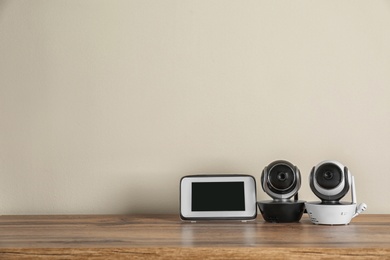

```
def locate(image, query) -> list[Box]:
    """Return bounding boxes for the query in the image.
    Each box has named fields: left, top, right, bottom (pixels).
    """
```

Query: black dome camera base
left=257, top=200, right=305, bottom=223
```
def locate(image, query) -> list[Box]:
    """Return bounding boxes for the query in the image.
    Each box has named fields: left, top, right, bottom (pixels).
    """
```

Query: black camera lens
left=278, top=172, right=287, bottom=181
left=324, top=171, right=333, bottom=180
left=269, top=164, right=295, bottom=191
left=315, top=163, right=342, bottom=189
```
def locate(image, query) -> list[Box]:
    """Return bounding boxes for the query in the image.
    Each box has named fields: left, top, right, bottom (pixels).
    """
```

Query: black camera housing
left=258, top=160, right=305, bottom=223
left=261, top=160, right=301, bottom=200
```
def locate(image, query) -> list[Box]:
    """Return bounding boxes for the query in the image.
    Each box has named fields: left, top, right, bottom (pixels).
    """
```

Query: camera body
left=258, top=160, right=305, bottom=223
left=309, top=160, right=351, bottom=204
left=261, top=160, right=301, bottom=201
left=305, top=160, right=367, bottom=225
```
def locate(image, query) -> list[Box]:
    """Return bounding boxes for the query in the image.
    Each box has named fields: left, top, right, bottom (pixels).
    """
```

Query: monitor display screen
left=191, top=182, right=245, bottom=211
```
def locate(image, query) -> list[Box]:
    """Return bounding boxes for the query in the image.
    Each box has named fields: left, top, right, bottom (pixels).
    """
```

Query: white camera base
left=305, top=202, right=357, bottom=225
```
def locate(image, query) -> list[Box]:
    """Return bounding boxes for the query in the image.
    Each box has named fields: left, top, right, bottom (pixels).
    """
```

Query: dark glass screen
left=191, top=182, right=245, bottom=211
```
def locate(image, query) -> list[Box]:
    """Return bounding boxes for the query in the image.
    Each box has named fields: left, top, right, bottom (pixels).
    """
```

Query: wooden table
left=0, top=214, right=389, bottom=259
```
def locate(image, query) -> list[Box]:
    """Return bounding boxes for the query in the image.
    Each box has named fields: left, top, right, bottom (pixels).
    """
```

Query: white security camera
left=305, top=160, right=367, bottom=225
left=258, top=160, right=305, bottom=223
left=309, top=160, right=351, bottom=203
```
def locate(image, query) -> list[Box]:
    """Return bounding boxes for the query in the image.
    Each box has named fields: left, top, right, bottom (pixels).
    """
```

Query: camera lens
left=278, top=172, right=287, bottom=181
left=315, top=163, right=342, bottom=189
left=269, top=164, right=295, bottom=191
left=324, top=171, right=333, bottom=180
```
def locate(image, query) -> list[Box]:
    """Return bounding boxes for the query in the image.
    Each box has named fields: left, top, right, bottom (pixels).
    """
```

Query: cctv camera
left=258, top=160, right=305, bottom=223
left=309, top=160, right=351, bottom=204
left=305, top=160, right=367, bottom=225
left=261, top=160, right=301, bottom=201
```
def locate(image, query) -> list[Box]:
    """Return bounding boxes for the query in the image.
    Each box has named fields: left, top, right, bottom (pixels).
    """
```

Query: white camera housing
left=305, top=160, right=367, bottom=225
left=309, top=160, right=351, bottom=203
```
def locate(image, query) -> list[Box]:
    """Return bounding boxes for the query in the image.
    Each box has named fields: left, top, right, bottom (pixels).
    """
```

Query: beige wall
left=1, top=0, right=390, bottom=214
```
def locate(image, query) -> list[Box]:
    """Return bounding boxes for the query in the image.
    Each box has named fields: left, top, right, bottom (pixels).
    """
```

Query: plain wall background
left=1, top=0, right=390, bottom=214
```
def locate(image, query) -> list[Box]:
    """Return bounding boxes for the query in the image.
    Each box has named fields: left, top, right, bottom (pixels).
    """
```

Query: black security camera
left=258, top=160, right=305, bottom=223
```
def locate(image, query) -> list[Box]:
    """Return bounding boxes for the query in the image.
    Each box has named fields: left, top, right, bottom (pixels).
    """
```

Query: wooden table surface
left=0, top=214, right=389, bottom=259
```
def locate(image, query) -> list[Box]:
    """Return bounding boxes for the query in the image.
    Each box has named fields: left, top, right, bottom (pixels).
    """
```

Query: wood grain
left=0, top=214, right=389, bottom=259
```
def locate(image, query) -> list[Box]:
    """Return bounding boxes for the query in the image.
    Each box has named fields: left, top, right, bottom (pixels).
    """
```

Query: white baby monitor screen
left=191, top=182, right=245, bottom=211
left=180, top=175, right=257, bottom=220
